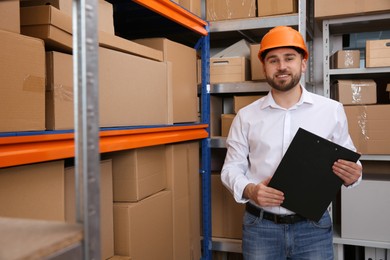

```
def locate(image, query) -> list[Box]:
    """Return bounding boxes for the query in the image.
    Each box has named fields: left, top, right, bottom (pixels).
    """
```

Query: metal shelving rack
left=322, top=13, right=390, bottom=259
left=207, top=0, right=315, bottom=254
left=0, top=0, right=211, bottom=259
left=322, top=12, right=390, bottom=164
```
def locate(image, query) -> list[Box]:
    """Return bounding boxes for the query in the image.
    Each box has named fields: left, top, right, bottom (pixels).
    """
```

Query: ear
left=301, top=58, right=307, bottom=73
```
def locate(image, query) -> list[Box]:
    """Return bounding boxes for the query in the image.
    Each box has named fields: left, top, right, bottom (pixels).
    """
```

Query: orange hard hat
left=258, top=26, right=308, bottom=62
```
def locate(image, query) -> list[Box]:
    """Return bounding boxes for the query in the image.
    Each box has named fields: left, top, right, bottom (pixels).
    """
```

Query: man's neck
left=271, top=85, right=302, bottom=109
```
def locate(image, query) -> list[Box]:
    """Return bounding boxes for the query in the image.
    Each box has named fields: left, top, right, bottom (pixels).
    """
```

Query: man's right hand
left=244, top=177, right=285, bottom=207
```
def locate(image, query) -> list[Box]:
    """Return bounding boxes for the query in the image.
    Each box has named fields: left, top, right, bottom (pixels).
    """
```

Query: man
left=221, top=26, right=362, bottom=260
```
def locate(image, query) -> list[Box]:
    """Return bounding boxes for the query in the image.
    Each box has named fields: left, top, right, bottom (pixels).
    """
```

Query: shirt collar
left=260, top=85, right=314, bottom=110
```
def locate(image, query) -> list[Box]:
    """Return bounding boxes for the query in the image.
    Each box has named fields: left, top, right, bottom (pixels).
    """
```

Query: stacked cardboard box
left=344, top=104, right=390, bottom=154
left=206, top=0, right=297, bottom=21
left=105, top=142, right=201, bottom=260
left=315, top=0, right=390, bottom=19
left=211, top=173, right=245, bottom=239
left=333, top=80, right=377, bottom=105
left=0, top=160, right=115, bottom=259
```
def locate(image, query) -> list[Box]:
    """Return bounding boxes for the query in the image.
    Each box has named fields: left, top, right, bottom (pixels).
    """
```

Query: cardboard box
left=206, top=0, right=256, bottom=21
left=166, top=142, right=201, bottom=260
left=134, top=38, right=198, bottom=123
left=0, top=160, right=65, bottom=220
left=45, top=47, right=168, bottom=129
left=366, top=39, right=390, bottom=68
left=210, top=57, right=250, bottom=83
left=234, top=95, right=264, bottom=113
left=45, top=51, right=73, bottom=130
left=21, top=5, right=73, bottom=53
left=0, top=159, right=114, bottom=259
left=106, top=145, right=167, bottom=202
left=65, top=160, right=114, bottom=260
left=113, top=191, right=173, bottom=259
left=333, top=80, right=377, bottom=105
left=211, top=173, right=245, bottom=239
left=0, top=29, right=45, bottom=133
left=0, top=0, right=20, bottom=33
left=175, top=0, right=202, bottom=17
left=250, top=44, right=266, bottom=81
left=20, top=0, right=114, bottom=34
left=330, top=50, right=361, bottom=69
left=341, top=179, right=390, bottom=243
left=20, top=5, right=164, bottom=61
left=20, top=0, right=72, bottom=16
left=99, top=47, right=170, bottom=127
left=344, top=104, right=390, bottom=154
left=210, top=96, right=223, bottom=136
left=257, top=0, right=297, bottom=17
left=221, top=114, right=235, bottom=137
left=315, top=0, right=390, bottom=19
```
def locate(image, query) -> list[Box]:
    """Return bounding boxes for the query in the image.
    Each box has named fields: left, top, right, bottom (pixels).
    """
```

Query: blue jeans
left=242, top=210, right=334, bottom=260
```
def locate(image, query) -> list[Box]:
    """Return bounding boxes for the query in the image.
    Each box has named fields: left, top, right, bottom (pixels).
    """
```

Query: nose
left=277, top=60, right=287, bottom=70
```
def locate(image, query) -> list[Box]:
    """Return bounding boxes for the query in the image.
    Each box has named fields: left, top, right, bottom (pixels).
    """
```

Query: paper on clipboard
left=268, top=128, right=361, bottom=222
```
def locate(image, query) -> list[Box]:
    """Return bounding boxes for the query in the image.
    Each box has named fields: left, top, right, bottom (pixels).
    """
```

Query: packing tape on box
left=23, top=75, right=45, bottom=92
left=343, top=51, right=357, bottom=68
left=54, top=84, right=73, bottom=102
left=350, top=80, right=375, bottom=104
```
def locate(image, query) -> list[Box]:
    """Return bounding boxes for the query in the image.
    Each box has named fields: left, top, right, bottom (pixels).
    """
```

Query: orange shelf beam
left=132, top=0, right=208, bottom=36
left=0, top=124, right=208, bottom=168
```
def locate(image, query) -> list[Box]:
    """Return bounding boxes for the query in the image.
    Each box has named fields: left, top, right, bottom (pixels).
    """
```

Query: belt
left=246, top=203, right=306, bottom=224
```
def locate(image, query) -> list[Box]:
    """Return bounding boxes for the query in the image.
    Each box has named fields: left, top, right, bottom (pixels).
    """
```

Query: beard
left=266, top=70, right=302, bottom=92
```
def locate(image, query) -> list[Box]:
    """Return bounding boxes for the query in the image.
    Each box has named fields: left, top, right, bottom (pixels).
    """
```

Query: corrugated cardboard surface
left=0, top=0, right=20, bottom=33
left=234, top=95, right=264, bottom=113
left=0, top=160, right=65, bottom=220
left=45, top=47, right=167, bottom=130
left=250, top=44, right=266, bottom=81
left=210, top=57, right=250, bottom=83
left=257, top=0, right=297, bottom=17
left=113, top=191, right=173, bottom=259
left=333, top=79, right=377, bottom=105
left=315, top=0, right=390, bottom=19
left=211, top=173, right=245, bottom=239
left=20, top=5, right=164, bottom=61
left=45, top=51, right=74, bottom=130
left=206, top=0, right=256, bottom=21
left=20, top=0, right=114, bottom=33
left=366, top=39, right=390, bottom=68
left=166, top=142, right=201, bottom=260
left=0, top=29, right=45, bottom=132
left=221, top=114, right=235, bottom=137
left=134, top=38, right=198, bottom=123
left=330, top=50, right=360, bottom=69
left=99, top=47, right=169, bottom=127
left=107, top=145, right=167, bottom=202
left=65, top=160, right=114, bottom=260
left=344, top=104, right=390, bottom=154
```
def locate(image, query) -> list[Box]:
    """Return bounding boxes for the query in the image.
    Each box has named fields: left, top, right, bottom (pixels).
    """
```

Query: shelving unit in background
left=0, top=0, right=211, bottom=259
left=322, top=13, right=390, bottom=259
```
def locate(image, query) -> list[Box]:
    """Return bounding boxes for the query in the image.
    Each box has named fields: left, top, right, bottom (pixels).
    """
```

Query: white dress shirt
left=221, top=86, right=360, bottom=215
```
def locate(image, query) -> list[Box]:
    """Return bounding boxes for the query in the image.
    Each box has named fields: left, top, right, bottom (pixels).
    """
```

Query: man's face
left=263, top=47, right=307, bottom=92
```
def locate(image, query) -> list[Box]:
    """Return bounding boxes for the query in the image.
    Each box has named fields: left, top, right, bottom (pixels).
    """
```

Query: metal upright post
left=72, top=1, right=101, bottom=259
left=200, top=25, right=212, bottom=260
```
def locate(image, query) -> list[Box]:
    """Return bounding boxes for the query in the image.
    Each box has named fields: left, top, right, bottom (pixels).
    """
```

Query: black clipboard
left=268, top=128, right=361, bottom=222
